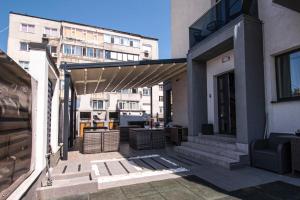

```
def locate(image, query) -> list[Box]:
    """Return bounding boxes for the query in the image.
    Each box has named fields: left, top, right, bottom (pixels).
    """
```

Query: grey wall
left=234, top=16, right=265, bottom=144
left=187, top=56, right=207, bottom=136
left=187, top=15, right=265, bottom=144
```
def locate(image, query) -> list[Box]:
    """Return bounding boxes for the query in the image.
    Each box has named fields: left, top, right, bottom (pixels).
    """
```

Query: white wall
left=259, top=0, right=300, bottom=134
left=206, top=50, right=234, bottom=132
left=171, top=0, right=211, bottom=58
left=171, top=72, right=188, bottom=127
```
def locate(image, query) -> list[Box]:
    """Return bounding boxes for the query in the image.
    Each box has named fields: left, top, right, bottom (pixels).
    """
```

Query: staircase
left=174, top=135, right=249, bottom=169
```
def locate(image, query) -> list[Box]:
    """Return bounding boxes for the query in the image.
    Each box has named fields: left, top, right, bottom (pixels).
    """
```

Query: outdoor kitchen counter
left=129, top=128, right=165, bottom=150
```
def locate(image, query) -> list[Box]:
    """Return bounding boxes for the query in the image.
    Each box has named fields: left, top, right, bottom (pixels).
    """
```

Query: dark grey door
left=217, top=71, right=236, bottom=135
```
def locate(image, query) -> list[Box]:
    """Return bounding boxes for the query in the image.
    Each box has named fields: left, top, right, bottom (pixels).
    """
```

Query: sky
left=0, top=0, right=171, bottom=59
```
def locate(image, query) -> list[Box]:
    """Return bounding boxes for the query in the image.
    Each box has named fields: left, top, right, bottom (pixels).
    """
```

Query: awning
left=62, top=58, right=187, bottom=95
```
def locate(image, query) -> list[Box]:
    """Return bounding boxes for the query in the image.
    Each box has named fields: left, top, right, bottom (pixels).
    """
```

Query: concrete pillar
left=234, top=17, right=265, bottom=146
left=187, top=55, right=207, bottom=136
left=62, top=71, right=70, bottom=160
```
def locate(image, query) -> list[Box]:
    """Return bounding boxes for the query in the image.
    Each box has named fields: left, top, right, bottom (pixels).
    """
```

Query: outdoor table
left=129, top=128, right=165, bottom=150
left=119, top=125, right=141, bottom=142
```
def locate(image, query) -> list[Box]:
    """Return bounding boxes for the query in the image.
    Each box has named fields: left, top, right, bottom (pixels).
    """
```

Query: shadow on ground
left=53, top=175, right=300, bottom=200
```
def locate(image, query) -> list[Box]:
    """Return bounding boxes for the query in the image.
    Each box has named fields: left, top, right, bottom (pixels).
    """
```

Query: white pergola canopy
left=63, top=58, right=187, bottom=95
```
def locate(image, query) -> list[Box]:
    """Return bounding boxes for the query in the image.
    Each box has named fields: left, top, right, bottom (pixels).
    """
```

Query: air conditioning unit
left=51, top=53, right=58, bottom=57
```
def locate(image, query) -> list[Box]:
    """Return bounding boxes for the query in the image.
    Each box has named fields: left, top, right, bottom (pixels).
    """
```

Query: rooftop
left=9, top=11, right=159, bottom=41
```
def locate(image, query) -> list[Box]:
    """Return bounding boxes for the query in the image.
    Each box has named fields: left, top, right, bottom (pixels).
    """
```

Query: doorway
left=217, top=71, right=236, bottom=135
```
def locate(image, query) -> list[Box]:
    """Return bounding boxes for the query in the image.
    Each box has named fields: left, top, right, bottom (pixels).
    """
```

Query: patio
left=37, top=141, right=300, bottom=200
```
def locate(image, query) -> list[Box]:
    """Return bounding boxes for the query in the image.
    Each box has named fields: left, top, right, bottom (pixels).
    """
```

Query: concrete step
left=37, top=173, right=97, bottom=200
left=174, top=145, right=247, bottom=170
left=181, top=142, right=249, bottom=163
left=188, top=136, right=239, bottom=151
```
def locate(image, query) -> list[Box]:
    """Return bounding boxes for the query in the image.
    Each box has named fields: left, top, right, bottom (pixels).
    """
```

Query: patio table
left=129, top=128, right=165, bottom=150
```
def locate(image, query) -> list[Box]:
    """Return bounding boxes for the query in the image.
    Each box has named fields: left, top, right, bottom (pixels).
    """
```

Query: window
left=159, top=96, right=164, bottom=102
left=87, top=48, right=94, bottom=57
left=118, top=101, right=139, bottom=110
left=134, top=55, right=139, bottom=61
left=63, top=44, right=72, bottom=55
left=20, top=42, right=29, bottom=51
left=20, top=23, right=35, bottom=33
left=143, top=88, right=150, bottom=96
left=75, top=46, right=82, bottom=56
left=44, top=27, right=58, bottom=36
left=159, top=106, right=163, bottom=113
left=105, top=51, right=111, bottom=59
left=19, top=60, right=30, bottom=70
left=276, top=49, right=300, bottom=100
left=111, top=52, right=117, bottom=60
left=92, top=100, right=104, bottom=110
left=0, top=64, right=33, bottom=196
left=48, top=46, right=57, bottom=54
left=104, top=34, right=111, bottom=43
left=80, top=112, right=91, bottom=119
left=117, top=53, right=123, bottom=61
left=128, top=54, right=134, bottom=61
left=159, top=85, right=163, bottom=91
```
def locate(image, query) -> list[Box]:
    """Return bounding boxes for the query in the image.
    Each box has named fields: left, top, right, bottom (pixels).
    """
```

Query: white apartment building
left=7, top=12, right=164, bottom=134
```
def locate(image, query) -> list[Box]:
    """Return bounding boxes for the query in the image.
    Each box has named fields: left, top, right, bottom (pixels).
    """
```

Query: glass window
left=44, top=27, right=51, bottom=35
left=134, top=55, right=139, bottom=61
left=19, top=60, right=30, bottom=70
left=123, top=54, right=128, bottom=61
left=159, top=85, right=163, bottom=91
left=75, top=46, right=82, bottom=56
left=128, top=54, right=134, bottom=61
left=105, top=51, right=111, bottom=59
left=92, top=100, right=104, bottom=110
left=20, top=42, right=29, bottom=51
left=95, top=49, right=102, bottom=58
left=87, top=48, right=94, bottom=57
left=114, top=37, right=120, bottom=45
left=63, top=44, right=72, bottom=55
left=104, top=34, right=111, bottom=43
left=276, top=50, right=300, bottom=100
left=129, top=40, right=134, bottom=47
left=111, top=52, right=117, bottom=60
left=20, top=23, right=35, bottom=33
left=159, top=96, right=163, bottom=102
left=51, top=28, right=58, bottom=36
left=143, top=88, right=150, bottom=96
left=123, top=38, right=130, bottom=46
left=117, top=53, right=123, bottom=61
left=133, top=40, right=140, bottom=48
left=20, top=24, right=27, bottom=32
left=0, top=64, right=33, bottom=196
left=159, top=106, right=163, bottom=113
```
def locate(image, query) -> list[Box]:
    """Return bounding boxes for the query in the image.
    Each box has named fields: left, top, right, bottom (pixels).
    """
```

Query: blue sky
left=0, top=0, right=171, bottom=59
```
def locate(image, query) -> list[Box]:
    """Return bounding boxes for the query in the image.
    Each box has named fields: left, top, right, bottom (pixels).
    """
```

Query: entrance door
left=217, top=71, right=236, bottom=135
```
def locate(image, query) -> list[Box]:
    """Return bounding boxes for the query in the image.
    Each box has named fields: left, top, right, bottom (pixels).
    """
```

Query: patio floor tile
left=121, top=183, right=158, bottom=199
left=89, top=187, right=124, bottom=200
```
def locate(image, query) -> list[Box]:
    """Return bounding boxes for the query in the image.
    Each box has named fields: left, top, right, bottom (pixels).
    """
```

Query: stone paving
left=47, top=140, right=300, bottom=199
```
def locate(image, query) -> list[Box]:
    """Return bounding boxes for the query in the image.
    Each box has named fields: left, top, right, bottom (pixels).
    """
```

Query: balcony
left=189, top=0, right=258, bottom=48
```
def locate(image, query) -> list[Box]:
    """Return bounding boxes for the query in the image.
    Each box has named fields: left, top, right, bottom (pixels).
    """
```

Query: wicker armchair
left=251, top=133, right=293, bottom=174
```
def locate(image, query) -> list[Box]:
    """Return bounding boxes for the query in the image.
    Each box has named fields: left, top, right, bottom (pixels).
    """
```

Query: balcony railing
left=189, top=0, right=258, bottom=48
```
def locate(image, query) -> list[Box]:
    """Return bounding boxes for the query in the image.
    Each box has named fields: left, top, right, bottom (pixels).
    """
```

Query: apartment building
left=7, top=12, right=163, bottom=134
left=171, top=0, right=300, bottom=169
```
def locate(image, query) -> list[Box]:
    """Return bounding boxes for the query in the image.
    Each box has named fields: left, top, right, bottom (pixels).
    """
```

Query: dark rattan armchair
left=251, top=133, right=293, bottom=174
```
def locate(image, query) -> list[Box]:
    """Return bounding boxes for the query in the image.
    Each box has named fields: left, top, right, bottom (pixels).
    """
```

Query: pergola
left=61, top=58, right=187, bottom=160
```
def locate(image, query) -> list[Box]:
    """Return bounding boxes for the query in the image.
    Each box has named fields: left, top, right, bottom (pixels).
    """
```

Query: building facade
left=7, top=12, right=163, bottom=134
left=171, top=0, right=300, bottom=168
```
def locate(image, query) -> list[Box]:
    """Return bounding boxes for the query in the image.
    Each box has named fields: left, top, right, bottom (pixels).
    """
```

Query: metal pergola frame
left=61, top=58, right=186, bottom=160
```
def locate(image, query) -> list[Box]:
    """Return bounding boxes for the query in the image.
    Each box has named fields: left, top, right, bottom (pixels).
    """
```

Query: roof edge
left=9, top=11, right=159, bottom=41
left=61, top=58, right=187, bottom=70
